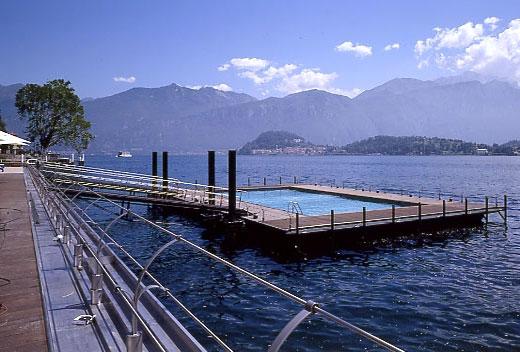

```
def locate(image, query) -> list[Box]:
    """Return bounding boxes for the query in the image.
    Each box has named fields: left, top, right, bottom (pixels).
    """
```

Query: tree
left=15, top=79, right=92, bottom=152
left=64, top=115, right=94, bottom=155
left=0, top=109, right=5, bottom=132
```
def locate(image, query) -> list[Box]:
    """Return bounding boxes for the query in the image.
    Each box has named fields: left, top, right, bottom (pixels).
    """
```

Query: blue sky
left=1, top=0, right=518, bottom=98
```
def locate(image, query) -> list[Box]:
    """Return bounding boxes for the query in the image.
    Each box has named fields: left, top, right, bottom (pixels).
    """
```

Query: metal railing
left=30, top=165, right=405, bottom=352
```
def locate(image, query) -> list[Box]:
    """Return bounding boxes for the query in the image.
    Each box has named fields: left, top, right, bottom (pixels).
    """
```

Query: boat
left=116, top=151, right=132, bottom=158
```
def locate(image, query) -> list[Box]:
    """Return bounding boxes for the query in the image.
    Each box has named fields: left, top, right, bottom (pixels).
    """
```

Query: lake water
left=83, top=154, right=520, bottom=351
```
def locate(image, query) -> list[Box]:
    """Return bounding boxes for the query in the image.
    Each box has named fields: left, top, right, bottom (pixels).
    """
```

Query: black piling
left=152, top=152, right=158, bottom=192
left=162, top=151, right=168, bottom=193
left=504, top=194, right=508, bottom=223
left=208, top=151, right=215, bottom=205
left=228, top=150, right=236, bottom=217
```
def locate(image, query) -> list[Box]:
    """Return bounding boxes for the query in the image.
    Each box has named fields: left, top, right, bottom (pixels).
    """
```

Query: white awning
left=0, top=131, right=31, bottom=146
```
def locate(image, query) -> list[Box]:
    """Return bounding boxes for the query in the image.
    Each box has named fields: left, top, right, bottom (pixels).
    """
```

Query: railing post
left=90, top=273, right=103, bottom=305
left=391, top=205, right=395, bottom=223
left=465, top=198, right=468, bottom=215
left=63, top=225, right=71, bottom=245
left=125, top=332, right=143, bottom=352
left=362, top=207, right=366, bottom=227
left=74, top=244, right=83, bottom=269
left=330, top=210, right=334, bottom=231
left=442, top=200, right=446, bottom=217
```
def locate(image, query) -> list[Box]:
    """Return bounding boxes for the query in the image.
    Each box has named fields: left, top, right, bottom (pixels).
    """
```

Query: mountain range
left=1, top=72, right=519, bottom=153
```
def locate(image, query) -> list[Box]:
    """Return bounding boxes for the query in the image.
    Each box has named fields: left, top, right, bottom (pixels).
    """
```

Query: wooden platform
left=240, top=184, right=502, bottom=235
left=0, top=172, right=48, bottom=352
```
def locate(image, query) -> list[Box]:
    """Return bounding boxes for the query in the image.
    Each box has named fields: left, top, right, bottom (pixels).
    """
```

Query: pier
left=38, top=152, right=507, bottom=244
left=1, top=162, right=418, bottom=352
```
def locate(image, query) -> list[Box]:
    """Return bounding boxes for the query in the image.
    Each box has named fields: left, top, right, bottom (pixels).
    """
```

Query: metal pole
left=263, top=177, right=267, bottom=186
left=330, top=210, right=334, bottom=231
left=228, top=150, right=236, bottom=216
left=279, top=176, right=282, bottom=185
left=442, top=200, right=446, bottom=217
left=162, top=151, right=168, bottom=193
left=247, top=177, right=251, bottom=186
left=293, top=176, right=297, bottom=184
left=391, top=205, right=395, bottom=223
left=485, top=196, right=489, bottom=224
left=296, top=213, right=299, bottom=234
left=504, top=194, right=508, bottom=223
left=152, top=152, right=158, bottom=192
left=208, top=151, right=215, bottom=205
left=418, top=203, right=422, bottom=221
left=465, top=198, right=468, bottom=214
left=362, top=207, right=366, bottom=227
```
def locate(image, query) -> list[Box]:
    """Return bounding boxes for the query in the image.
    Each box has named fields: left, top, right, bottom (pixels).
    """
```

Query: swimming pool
left=241, top=188, right=398, bottom=215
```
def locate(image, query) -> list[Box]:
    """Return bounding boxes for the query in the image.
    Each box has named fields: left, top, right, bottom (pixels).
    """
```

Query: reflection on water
left=83, top=155, right=520, bottom=351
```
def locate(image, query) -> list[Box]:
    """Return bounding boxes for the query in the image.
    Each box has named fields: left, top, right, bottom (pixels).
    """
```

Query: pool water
left=241, top=188, right=397, bottom=215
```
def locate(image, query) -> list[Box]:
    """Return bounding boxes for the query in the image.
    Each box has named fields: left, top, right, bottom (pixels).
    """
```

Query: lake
left=82, top=154, right=520, bottom=351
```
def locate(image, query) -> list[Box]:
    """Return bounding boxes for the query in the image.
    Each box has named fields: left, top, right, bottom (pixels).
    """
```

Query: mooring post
left=362, top=207, right=366, bottom=227
left=208, top=150, right=215, bottom=205
left=504, top=194, right=508, bottom=223
left=162, top=151, right=169, bottom=194
left=296, top=213, right=299, bottom=234
left=418, top=203, right=422, bottom=221
left=443, top=200, right=446, bottom=217
left=465, top=198, right=468, bottom=214
left=228, top=150, right=236, bottom=217
left=330, top=210, right=334, bottom=231
left=485, top=196, right=489, bottom=224
left=151, top=152, right=158, bottom=193
left=392, top=205, right=395, bottom=223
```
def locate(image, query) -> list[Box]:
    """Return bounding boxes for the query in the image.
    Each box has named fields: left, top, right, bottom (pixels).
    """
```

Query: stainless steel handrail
left=35, top=167, right=405, bottom=352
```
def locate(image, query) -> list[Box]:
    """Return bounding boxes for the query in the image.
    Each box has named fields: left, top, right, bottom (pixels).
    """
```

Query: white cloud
left=335, top=41, right=373, bottom=57
left=277, top=68, right=338, bottom=94
left=188, top=83, right=233, bottom=92
left=484, top=16, right=500, bottom=30
left=415, top=18, right=520, bottom=84
left=113, top=76, right=136, bottom=83
left=223, top=57, right=359, bottom=97
left=229, top=57, right=269, bottom=71
left=384, top=43, right=400, bottom=51
left=456, top=19, right=520, bottom=82
left=326, top=87, right=364, bottom=98
left=415, top=21, right=484, bottom=55
left=217, top=64, right=230, bottom=71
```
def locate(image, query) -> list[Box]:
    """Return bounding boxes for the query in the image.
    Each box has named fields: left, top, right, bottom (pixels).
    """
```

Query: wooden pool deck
left=238, top=184, right=503, bottom=236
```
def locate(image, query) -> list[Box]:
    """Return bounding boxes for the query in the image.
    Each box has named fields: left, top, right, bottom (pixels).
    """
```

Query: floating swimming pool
left=241, top=188, right=398, bottom=215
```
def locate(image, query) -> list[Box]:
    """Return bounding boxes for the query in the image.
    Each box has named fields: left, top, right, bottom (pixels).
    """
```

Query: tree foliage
left=15, top=79, right=93, bottom=152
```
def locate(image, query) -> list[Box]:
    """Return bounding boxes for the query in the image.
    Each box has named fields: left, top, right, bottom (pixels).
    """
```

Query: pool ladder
left=287, top=201, right=303, bottom=215
left=287, top=201, right=303, bottom=231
